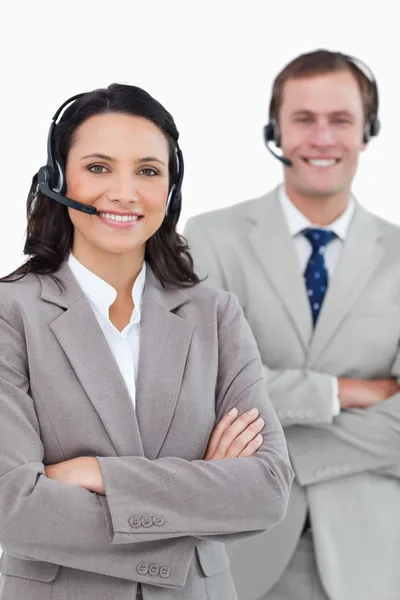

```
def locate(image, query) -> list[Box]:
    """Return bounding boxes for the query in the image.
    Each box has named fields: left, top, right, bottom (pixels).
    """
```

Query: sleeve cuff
left=332, top=377, right=341, bottom=416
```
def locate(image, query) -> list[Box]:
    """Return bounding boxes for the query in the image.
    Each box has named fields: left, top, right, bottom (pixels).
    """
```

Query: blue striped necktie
left=302, top=228, right=337, bottom=325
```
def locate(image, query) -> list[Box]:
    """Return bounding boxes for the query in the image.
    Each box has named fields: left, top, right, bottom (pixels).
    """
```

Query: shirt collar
left=67, top=253, right=146, bottom=325
left=278, top=183, right=355, bottom=241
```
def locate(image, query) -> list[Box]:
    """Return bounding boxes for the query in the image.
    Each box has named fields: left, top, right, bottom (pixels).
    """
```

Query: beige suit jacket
left=0, top=262, right=293, bottom=600
left=184, top=187, right=400, bottom=600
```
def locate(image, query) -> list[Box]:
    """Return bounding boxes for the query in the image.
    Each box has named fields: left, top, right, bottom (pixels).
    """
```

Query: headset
left=263, top=53, right=381, bottom=167
left=37, top=92, right=184, bottom=218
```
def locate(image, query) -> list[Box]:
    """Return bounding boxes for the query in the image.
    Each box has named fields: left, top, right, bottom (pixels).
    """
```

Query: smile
left=303, top=158, right=340, bottom=168
left=97, top=212, right=143, bottom=229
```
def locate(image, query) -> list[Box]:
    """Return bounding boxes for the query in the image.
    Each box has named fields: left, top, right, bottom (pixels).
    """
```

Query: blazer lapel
left=247, top=189, right=313, bottom=351
left=41, top=263, right=144, bottom=457
left=308, top=204, right=385, bottom=365
left=135, top=270, right=194, bottom=459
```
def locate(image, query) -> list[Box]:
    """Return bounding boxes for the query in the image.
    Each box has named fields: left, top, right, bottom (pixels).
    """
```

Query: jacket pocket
left=195, top=540, right=230, bottom=576
left=0, top=553, right=59, bottom=582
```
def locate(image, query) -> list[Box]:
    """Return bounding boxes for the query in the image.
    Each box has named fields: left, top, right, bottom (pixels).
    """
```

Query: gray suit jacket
left=184, top=187, right=400, bottom=600
left=0, top=262, right=293, bottom=600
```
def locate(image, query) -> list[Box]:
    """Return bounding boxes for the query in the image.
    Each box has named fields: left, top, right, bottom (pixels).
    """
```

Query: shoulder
left=183, top=189, right=277, bottom=237
left=179, top=280, right=241, bottom=324
left=178, top=282, right=258, bottom=357
left=0, top=272, right=42, bottom=329
left=374, top=213, right=400, bottom=244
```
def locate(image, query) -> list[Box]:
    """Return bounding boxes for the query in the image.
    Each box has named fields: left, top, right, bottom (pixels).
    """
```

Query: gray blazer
left=184, top=187, right=400, bottom=600
left=0, top=261, right=293, bottom=600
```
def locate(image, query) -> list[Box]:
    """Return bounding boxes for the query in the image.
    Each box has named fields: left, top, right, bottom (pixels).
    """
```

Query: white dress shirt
left=68, top=253, right=146, bottom=408
left=278, top=185, right=356, bottom=416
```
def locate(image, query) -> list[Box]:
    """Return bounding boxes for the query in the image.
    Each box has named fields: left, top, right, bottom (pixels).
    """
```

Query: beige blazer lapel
left=308, top=204, right=385, bottom=365
left=41, top=262, right=144, bottom=457
left=135, top=269, right=194, bottom=460
left=247, top=189, right=313, bottom=352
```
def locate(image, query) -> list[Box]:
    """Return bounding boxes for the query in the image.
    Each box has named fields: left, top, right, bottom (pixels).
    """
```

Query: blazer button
left=153, top=515, right=165, bottom=527
left=129, top=516, right=142, bottom=528
left=137, top=563, right=149, bottom=575
left=141, top=516, right=153, bottom=528
left=160, top=566, right=171, bottom=578
left=149, top=564, right=160, bottom=576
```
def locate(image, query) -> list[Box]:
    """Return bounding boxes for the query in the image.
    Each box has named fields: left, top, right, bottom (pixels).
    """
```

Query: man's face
left=278, top=70, right=367, bottom=199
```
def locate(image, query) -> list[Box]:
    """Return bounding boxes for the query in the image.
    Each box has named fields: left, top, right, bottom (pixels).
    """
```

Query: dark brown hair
left=269, top=49, right=376, bottom=125
left=1, top=83, right=200, bottom=288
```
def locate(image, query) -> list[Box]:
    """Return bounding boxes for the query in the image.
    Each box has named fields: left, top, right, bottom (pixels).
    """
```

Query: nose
left=309, top=119, right=335, bottom=148
left=108, top=173, right=139, bottom=205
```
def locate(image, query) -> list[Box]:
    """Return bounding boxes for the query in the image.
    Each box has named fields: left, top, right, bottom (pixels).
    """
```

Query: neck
left=284, top=183, right=350, bottom=226
left=71, top=237, right=144, bottom=297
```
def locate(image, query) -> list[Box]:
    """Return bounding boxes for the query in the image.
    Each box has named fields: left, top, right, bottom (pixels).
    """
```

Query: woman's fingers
left=238, top=433, right=264, bottom=458
left=207, top=408, right=261, bottom=460
left=203, top=407, right=239, bottom=460
left=225, top=418, right=264, bottom=458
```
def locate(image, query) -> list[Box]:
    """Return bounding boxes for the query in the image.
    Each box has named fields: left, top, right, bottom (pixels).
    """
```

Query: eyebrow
left=81, top=153, right=166, bottom=166
left=291, top=109, right=354, bottom=118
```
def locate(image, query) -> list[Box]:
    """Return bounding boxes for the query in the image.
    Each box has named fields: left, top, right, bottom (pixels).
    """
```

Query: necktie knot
left=302, top=228, right=336, bottom=253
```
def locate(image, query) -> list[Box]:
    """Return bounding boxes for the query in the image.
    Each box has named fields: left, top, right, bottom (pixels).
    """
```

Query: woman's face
left=65, top=112, right=170, bottom=260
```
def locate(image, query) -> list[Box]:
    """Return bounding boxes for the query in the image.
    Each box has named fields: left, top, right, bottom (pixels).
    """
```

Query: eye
left=87, top=164, right=109, bottom=174
left=138, top=167, right=159, bottom=176
left=295, top=117, right=313, bottom=123
left=334, top=118, right=351, bottom=124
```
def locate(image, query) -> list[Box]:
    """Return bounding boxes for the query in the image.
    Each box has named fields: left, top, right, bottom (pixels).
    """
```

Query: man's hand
left=204, top=407, right=264, bottom=460
left=338, top=378, right=400, bottom=409
left=45, top=456, right=105, bottom=495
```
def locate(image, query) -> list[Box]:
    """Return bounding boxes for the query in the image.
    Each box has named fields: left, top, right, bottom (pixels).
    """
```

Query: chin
left=297, top=180, right=343, bottom=198
left=309, top=187, right=339, bottom=199
left=92, top=239, right=144, bottom=256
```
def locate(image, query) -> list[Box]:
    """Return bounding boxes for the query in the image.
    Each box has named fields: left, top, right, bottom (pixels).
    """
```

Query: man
left=183, top=49, right=400, bottom=600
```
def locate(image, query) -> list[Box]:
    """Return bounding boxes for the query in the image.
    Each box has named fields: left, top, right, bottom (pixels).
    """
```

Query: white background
left=0, top=0, right=397, bottom=278
left=0, top=0, right=398, bottom=567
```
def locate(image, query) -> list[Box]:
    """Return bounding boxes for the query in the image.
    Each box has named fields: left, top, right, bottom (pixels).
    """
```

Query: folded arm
left=0, top=304, right=195, bottom=588
left=98, top=292, right=294, bottom=545
left=288, top=354, right=400, bottom=486
left=287, top=392, right=400, bottom=486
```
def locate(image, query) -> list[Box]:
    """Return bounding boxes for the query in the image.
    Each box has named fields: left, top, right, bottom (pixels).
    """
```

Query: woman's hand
left=204, top=407, right=264, bottom=460
left=45, top=456, right=105, bottom=495
left=45, top=409, right=263, bottom=489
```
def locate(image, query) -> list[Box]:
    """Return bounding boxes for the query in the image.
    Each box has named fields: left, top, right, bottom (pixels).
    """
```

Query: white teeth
left=99, top=212, right=139, bottom=222
left=307, top=159, right=336, bottom=167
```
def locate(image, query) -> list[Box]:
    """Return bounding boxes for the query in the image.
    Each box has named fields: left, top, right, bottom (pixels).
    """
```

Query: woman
left=0, top=83, right=293, bottom=600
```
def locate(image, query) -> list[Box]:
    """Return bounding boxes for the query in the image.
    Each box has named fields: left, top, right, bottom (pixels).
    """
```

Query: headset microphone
left=37, top=169, right=98, bottom=215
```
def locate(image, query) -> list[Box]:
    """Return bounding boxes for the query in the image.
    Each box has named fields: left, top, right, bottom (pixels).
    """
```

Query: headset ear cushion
left=264, top=119, right=281, bottom=148
left=54, top=160, right=65, bottom=194
left=363, top=118, right=381, bottom=143
left=37, top=166, right=52, bottom=187
left=264, top=122, right=274, bottom=143
left=165, top=184, right=175, bottom=215
left=363, top=122, right=371, bottom=144
left=369, top=117, right=381, bottom=138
